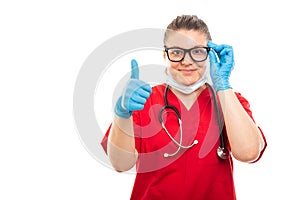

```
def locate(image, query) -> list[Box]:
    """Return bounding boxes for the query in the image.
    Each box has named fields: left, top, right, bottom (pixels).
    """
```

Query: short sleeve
left=235, top=92, right=267, bottom=163
left=100, top=124, right=112, bottom=155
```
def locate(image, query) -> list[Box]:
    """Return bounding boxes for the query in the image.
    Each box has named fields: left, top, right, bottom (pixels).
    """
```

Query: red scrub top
left=101, top=84, right=267, bottom=200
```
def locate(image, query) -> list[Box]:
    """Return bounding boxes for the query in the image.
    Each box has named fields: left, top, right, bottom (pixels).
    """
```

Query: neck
left=170, top=84, right=206, bottom=110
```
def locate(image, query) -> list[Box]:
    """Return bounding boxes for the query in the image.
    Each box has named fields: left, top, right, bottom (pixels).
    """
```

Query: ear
left=165, top=67, right=168, bottom=75
left=163, top=51, right=166, bottom=60
left=163, top=51, right=170, bottom=67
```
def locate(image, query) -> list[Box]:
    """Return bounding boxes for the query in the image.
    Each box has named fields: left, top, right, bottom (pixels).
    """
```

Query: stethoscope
left=158, top=83, right=229, bottom=159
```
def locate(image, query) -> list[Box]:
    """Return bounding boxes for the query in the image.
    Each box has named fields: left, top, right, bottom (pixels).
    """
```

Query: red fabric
left=101, top=84, right=266, bottom=200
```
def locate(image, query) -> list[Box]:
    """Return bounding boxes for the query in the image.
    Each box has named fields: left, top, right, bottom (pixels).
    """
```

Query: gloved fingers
left=137, top=87, right=152, bottom=98
left=125, top=91, right=150, bottom=111
left=115, top=59, right=152, bottom=117
left=132, top=95, right=147, bottom=105
left=208, top=50, right=219, bottom=65
left=209, top=44, right=234, bottom=66
left=128, top=101, right=145, bottom=111
left=129, top=79, right=151, bottom=90
left=208, top=41, right=232, bottom=56
left=123, top=82, right=152, bottom=109
left=207, top=41, right=218, bottom=49
left=219, top=47, right=229, bottom=56
left=214, top=44, right=231, bottom=53
left=124, top=85, right=150, bottom=99
left=219, top=46, right=233, bottom=57
left=135, top=79, right=152, bottom=93
left=207, top=41, right=225, bottom=54
left=140, top=82, right=152, bottom=94
left=127, top=80, right=152, bottom=97
left=219, top=48, right=234, bottom=66
left=122, top=94, right=144, bottom=111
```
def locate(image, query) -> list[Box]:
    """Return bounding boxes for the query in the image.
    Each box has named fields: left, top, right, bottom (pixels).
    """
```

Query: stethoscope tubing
left=159, top=83, right=229, bottom=159
left=205, top=83, right=225, bottom=149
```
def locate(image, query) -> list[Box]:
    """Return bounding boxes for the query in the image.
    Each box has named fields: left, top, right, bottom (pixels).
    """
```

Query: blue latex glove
left=207, top=41, right=234, bottom=92
left=114, top=59, right=152, bottom=118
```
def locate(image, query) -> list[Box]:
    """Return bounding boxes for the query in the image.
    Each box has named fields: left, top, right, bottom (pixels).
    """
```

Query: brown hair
left=164, top=15, right=212, bottom=44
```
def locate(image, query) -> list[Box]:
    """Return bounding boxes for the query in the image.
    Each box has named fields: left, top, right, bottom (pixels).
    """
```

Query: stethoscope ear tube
left=160, top=84, right=229, bottom=159
left=205, top=83, right=229, bottom=160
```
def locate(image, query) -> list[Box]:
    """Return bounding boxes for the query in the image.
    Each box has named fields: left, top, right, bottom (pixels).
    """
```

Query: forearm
left=107, top=115, right=138, bottom=172
left=218, top=89, right=264, bottom=162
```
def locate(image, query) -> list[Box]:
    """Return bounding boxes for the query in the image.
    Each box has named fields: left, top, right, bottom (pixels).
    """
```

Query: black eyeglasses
left=164, top=46, right=211, bottom=62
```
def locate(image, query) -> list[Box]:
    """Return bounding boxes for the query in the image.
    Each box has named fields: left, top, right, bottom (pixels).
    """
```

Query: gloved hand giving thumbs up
left=207, top=41, right=235, bottom=92
left=114, top=59, right=152, bottom=119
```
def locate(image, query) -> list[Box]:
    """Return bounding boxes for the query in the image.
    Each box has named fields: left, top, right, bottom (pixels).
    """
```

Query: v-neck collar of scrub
left=167, top=86, right=209, bottom=111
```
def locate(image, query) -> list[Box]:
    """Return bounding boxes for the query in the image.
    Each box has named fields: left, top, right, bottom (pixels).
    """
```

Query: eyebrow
left=165, top=45, right=208, bottom=49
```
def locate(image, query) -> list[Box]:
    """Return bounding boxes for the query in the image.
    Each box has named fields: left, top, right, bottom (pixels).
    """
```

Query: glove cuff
left=214, top=80, right=231, bottom=92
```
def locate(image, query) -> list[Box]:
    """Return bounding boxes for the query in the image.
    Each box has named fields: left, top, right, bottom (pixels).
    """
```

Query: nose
left=181, top=52, right=193, bottom=65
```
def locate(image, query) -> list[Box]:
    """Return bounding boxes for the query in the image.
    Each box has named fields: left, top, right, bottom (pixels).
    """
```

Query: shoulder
left=233, top=91, right=256, bottom=120
left=149, top=83, right=166, bottom=99
left=234, top=91, right=250, bottom=109
left=151, top=83, right=166, bottom=93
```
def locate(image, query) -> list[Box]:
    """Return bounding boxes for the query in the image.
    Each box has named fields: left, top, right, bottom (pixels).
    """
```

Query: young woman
left=101, top=15, right=267, bottom=200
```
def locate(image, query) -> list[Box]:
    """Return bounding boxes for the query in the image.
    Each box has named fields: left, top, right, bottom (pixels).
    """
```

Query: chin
left=181, top=80, right=197, bottom=86
left=179, top=75, right=202, bottom=85
left=182, top=77, right=200, bottom=85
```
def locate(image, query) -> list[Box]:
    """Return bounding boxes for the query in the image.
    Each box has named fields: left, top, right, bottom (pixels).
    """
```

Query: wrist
left=113, top=114, right=134, bottom=136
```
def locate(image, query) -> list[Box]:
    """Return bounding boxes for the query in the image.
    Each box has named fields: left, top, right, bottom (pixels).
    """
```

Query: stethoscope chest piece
left=160, top=84, right=230, bottom=160
left=217, top=146, right=230, bottom=160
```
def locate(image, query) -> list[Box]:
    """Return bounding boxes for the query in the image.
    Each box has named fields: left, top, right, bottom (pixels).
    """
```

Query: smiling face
left=164, top=29, right=209, bottom=86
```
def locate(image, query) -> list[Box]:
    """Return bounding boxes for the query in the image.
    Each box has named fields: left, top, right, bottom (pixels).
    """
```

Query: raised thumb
left=130, top=59, right=139, bottom=79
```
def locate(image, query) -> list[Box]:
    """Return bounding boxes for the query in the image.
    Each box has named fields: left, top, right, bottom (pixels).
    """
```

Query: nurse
left=101, top=15, right=267, bottom=200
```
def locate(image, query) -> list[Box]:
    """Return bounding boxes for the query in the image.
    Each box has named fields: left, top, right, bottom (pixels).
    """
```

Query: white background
left=1, top=0, right=299, bottom=199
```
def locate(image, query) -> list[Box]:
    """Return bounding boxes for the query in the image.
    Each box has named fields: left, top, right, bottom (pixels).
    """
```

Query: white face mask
left=166, top=74, right=207, bottom=94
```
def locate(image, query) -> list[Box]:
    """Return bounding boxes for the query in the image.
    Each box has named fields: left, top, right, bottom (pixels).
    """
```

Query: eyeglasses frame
left=164, top=46, right=211, bottom=62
